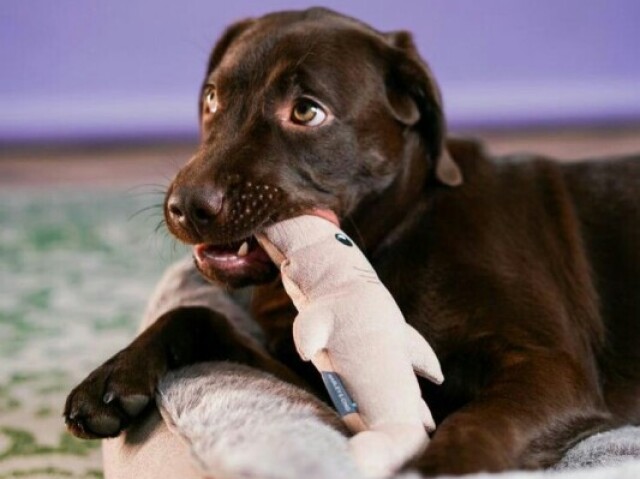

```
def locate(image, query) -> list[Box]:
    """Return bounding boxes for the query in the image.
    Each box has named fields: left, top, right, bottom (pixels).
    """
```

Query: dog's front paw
left=63, top=345, right=163, bottom=439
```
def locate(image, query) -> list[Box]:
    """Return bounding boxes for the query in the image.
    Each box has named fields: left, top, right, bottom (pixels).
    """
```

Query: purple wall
left=1, top=0, right=639, bottom=142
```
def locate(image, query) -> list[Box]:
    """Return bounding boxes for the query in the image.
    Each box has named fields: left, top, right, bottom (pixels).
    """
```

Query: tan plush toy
left=256, top=214, right=444, bottom=478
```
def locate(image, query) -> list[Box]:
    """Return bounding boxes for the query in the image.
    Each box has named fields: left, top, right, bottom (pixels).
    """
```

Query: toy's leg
left=292, top=304, right=335, bottom=361
left=405, top=324, right=443, bottom=384
left=349, top=423, right=428, bottom=478
left=420, top=399, right=436, bottom=432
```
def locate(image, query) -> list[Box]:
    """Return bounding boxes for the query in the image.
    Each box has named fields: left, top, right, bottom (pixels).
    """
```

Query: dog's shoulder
left=562, top=154, right=640, bottom=221
left=445, top=136, right=558, bottom=190
left=448, top=136, right=639, bottom=195
left=446, top=136, right=553, bottom=177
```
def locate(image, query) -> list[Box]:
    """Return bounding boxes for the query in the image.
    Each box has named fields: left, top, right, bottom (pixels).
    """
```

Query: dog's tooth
left=237, top=241, right=249, bottom=257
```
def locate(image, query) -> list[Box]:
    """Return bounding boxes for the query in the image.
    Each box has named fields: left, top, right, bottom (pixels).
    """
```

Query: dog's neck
left=344, top=137, right=431, bottom=258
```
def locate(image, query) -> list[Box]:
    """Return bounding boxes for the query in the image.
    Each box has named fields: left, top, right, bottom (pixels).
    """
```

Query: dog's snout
left=165, top=172, right=297, bottom=245
left=167, top=187, right=224, bottom=230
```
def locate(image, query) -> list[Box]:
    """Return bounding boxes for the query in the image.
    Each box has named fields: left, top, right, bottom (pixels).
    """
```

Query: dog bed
left=154, top=362, right=640, bottom=479
left=101, top=258, right=640, bottom=479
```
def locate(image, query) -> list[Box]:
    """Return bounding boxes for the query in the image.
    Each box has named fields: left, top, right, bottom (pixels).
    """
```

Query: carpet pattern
left=0, top=188, right=185, bottom=478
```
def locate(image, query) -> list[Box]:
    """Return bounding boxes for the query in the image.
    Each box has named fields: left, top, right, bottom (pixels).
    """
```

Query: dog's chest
left=250, top=280, right=297, bottom=349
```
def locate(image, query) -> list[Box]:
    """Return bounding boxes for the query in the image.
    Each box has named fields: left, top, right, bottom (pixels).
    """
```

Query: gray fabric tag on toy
left=321, top=371, right=358, bottom=416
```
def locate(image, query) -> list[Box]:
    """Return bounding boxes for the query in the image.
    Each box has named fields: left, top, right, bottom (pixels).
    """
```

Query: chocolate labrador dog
left=65, top=7, right=640, bottom=476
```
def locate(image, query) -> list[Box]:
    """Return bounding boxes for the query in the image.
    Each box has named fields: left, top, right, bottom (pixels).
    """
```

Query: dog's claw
left=64, top=343, right=163, bottom=439
left=103, top=391, right=116, bottom=404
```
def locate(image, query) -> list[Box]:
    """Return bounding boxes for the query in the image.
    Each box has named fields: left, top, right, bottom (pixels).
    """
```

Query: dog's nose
left=167, top=187, right=224, bottom=229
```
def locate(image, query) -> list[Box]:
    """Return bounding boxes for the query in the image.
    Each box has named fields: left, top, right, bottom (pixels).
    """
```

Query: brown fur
left=65, top=8, right=640, bottom=476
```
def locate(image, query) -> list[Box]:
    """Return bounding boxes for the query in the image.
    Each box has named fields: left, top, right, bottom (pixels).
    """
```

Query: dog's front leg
left=64, top=306, right=301, bottom=439
left=411, top=350, right=610, bottom=476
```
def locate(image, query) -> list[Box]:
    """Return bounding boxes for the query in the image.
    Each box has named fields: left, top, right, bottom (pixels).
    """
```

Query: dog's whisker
left=129, top=204, right=164, bottom=222
left=124, top=183, right=169, bottom=196
left=165, top=154, right=190, bottom=173
left=154, top=218, right=168, bottom=234
left=126, top=190, right=167, bottom=199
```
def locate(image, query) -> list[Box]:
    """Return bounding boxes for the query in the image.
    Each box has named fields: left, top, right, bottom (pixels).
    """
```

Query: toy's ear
left=382, top=31, right=463, bottom=187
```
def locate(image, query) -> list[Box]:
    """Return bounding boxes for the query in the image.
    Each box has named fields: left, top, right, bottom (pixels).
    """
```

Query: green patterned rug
left=0, top=187, right=187, bottom=478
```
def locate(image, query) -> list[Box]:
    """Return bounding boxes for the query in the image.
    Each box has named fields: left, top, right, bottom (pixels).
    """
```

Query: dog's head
left=165, top=8, right=462, bottom=287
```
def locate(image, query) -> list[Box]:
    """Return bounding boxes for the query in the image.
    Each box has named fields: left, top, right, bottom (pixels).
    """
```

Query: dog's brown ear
left=383, top=31, right=463, bottom=187
left=205, top=18, right=256, bottom=75
left=199, top=18, right=256, bottom=131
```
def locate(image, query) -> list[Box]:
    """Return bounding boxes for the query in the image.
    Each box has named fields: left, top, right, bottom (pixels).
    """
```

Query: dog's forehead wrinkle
left=218, top=22, right=377, bottom=84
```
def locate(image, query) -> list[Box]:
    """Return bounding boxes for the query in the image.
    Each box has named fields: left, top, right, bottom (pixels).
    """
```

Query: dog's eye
left=291, top=99, right=327, bottom=126
left=203, top=86, right=218, bottom=115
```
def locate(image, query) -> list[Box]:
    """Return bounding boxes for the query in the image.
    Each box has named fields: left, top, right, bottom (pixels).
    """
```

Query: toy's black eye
left=335, top=233, right=353, bottom=247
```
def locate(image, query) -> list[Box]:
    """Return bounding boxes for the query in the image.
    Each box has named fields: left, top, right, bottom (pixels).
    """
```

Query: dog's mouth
left=193, top=235, right=277, bottom=287
left=194, top=236, right=271, bottom=269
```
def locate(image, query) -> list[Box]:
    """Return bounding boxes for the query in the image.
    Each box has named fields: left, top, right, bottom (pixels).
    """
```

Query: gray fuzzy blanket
left=149, top=259, right=640, bottom=479
left=156, top=363, right=640, bottom=479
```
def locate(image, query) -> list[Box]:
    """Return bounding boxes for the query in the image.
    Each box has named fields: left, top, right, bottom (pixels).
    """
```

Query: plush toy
left=256, top=213, right=444, bottom=478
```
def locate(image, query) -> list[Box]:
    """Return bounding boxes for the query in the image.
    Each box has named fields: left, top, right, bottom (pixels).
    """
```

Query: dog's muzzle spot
left=224, top=182, right=284, bottom=236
